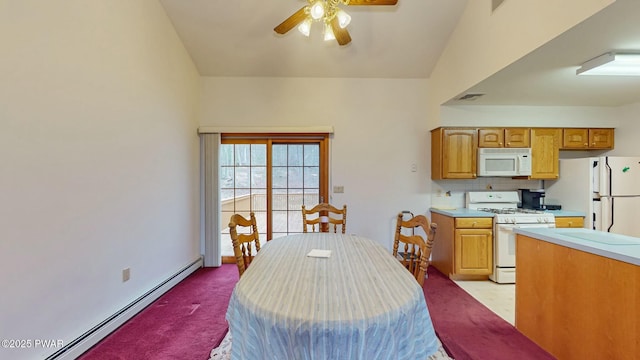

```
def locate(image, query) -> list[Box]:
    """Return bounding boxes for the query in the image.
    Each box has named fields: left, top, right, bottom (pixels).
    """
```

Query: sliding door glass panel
left=271, top=144, right=320, bottom=238
left=220, top=143, right=267, bottom=256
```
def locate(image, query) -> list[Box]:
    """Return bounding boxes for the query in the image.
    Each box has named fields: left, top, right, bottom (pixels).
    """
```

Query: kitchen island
left=514, top=227, right=639, bottom=360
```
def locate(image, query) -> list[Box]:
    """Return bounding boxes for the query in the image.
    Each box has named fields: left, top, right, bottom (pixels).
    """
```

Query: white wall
left=200, top=77, right=431, bottom=250
left=0, top=1, right=200, bottom=359
left=610, top=102, right=640, bottom=156
left=440, top=105, right=621, bottom=128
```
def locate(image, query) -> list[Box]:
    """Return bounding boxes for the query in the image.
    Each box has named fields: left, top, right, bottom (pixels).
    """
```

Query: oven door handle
left=497, top=224, right=555, bottom=230
left=517, top=224, right=556, bottom=228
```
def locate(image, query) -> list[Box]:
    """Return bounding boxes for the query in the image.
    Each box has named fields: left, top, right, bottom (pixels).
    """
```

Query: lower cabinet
left=431, top=213, right=493, bottom=280
left=554, top=216, right=585, bottom=228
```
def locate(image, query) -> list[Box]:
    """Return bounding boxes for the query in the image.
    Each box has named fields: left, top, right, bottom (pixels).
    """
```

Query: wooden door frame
left=220, top=133, right=330, bottom=264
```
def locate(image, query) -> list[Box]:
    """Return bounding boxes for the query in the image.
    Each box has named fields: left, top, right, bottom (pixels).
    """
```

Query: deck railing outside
left=221, top=192, right=319, bottom=255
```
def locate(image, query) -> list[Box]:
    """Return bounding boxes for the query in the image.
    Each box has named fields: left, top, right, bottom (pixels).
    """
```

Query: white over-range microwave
left=477, top=148, right=532, bottom=177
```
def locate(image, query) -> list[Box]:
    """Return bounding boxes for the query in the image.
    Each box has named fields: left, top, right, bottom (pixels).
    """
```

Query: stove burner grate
left=477, top=207, right=545, bottom=215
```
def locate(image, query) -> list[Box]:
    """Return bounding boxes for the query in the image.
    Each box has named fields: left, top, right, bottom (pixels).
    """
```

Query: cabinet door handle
left=584, top=143, right=588, bottom=146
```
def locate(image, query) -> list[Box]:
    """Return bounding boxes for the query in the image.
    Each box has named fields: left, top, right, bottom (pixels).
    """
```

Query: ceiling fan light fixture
left=298, top=19, right=312, bottom=37
left=275, top=0, right=398, bottom=46
left=336, top=9, right=351, bottom=28
left=310, top=1, right=325, bottom=20
left=577, top=52, right=640, bottom=76
left=323, top=22, right=335, bottom=41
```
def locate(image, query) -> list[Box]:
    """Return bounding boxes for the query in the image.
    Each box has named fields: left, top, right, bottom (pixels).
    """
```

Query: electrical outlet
left=333, top=185, right=344, bottom=193
left=122, top=268, right=131, bottom=282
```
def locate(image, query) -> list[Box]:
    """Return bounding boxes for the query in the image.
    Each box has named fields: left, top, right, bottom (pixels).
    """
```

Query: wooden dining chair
left=393, top=212, right=437, bottom=286
left=301, top=203, right=347, bottom=233
left=229, top=212, right=261, bottom=277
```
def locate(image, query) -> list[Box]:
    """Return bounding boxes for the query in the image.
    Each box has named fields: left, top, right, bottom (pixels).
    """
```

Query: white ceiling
left=159, top=0, right=640, bottom=107
left=158, top=0, right=468, bottom=78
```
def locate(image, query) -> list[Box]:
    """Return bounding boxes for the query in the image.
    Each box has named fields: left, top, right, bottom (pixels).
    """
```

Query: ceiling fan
left=274, top=0, right=398, bottom=46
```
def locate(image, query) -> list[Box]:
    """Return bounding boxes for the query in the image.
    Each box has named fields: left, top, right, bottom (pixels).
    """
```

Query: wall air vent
left=457, top=93, right=485, bottom=101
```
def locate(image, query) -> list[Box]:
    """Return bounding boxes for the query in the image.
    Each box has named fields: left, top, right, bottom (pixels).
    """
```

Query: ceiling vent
left=457, top=93, right=485, bottom=101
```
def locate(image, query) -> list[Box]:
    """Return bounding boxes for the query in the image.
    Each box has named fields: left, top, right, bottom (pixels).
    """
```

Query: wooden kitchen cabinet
left=554, top=216, right=585, bottom=228
left=530, top=128, right=561, bottom=179
left=562, top=128, right=614, bottom=149
left=430, top=213, right=493, bottom=280
left=478, top=128, right=530, bottom=148
left=431, top=128, right=477, bottom=179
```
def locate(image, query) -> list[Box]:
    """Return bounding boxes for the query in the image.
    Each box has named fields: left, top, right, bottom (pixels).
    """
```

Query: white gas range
left=466, top=191, right=555, bottom=284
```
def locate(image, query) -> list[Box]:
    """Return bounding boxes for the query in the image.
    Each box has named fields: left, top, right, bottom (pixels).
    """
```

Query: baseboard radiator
left=46, top=256, right=204, bottom=360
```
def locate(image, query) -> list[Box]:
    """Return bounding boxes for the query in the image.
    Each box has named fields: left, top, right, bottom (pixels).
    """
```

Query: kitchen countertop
left=514, top=227, right=640, bottom=266
left=429, top=207, right=494, bottom=218
left=429, top=208, right=587, bottom=218
left=545, top=210, right=586, bottom=217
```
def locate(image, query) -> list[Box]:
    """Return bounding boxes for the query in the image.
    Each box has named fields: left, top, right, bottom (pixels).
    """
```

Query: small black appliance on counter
left=519, top=188, right=547, bottom=210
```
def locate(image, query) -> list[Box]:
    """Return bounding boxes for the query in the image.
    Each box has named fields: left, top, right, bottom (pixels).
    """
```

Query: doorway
left=220, top=134, right=329, bottom=260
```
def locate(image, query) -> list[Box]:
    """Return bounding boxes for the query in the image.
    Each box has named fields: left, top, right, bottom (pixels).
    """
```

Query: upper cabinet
left=562, top=128, right=614, bottom=149
left=478, top=128, right=530, bottom=148
left=431, top=128, right=477, bottom=179
left=530, top=128, right=561, bottom=179
left=431, top=127, right=613, bottom=180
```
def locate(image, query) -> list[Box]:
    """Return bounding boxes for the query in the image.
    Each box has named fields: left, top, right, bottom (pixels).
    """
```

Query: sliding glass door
left=220, top=135, right=329, bottom=259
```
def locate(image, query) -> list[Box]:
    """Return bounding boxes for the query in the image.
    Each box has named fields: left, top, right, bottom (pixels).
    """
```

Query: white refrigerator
left=545, top=156, right=640, bottom=237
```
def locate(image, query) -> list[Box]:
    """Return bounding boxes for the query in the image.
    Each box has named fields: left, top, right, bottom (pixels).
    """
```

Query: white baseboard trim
left=47, top=256, right=204, bottom=360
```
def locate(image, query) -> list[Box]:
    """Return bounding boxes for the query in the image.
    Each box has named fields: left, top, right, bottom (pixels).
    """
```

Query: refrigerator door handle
left=598, top=157, right=611, bottom=196
left=608, top=198, right=614, bottom=232
left=600, top=197, right=613, bottom=233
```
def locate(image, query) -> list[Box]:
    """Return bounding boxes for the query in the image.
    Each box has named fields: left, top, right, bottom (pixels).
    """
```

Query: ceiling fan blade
left=274, top=6, right=308, bottom=35
left=347, top=0, right=398, bottom=5
left=330, top=17, right=352, bottom=46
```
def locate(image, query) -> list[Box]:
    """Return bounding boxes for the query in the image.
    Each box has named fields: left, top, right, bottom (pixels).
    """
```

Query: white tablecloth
left=226, top=233, right=439, bottom=359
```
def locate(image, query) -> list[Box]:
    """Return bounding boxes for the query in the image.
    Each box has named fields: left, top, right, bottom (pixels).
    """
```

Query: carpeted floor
left=423, top=266, right=556, bottom=360
left=79, top=265, right=238, bottom=360
left=80, top=264, right=556, bottom=360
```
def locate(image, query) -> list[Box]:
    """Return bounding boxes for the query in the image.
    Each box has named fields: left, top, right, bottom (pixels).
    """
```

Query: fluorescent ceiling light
left=577, top=52, right=640, bottom=76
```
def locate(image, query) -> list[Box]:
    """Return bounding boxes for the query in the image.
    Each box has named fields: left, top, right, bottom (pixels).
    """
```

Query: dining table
left=225, top=232, right=440, bottom=359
